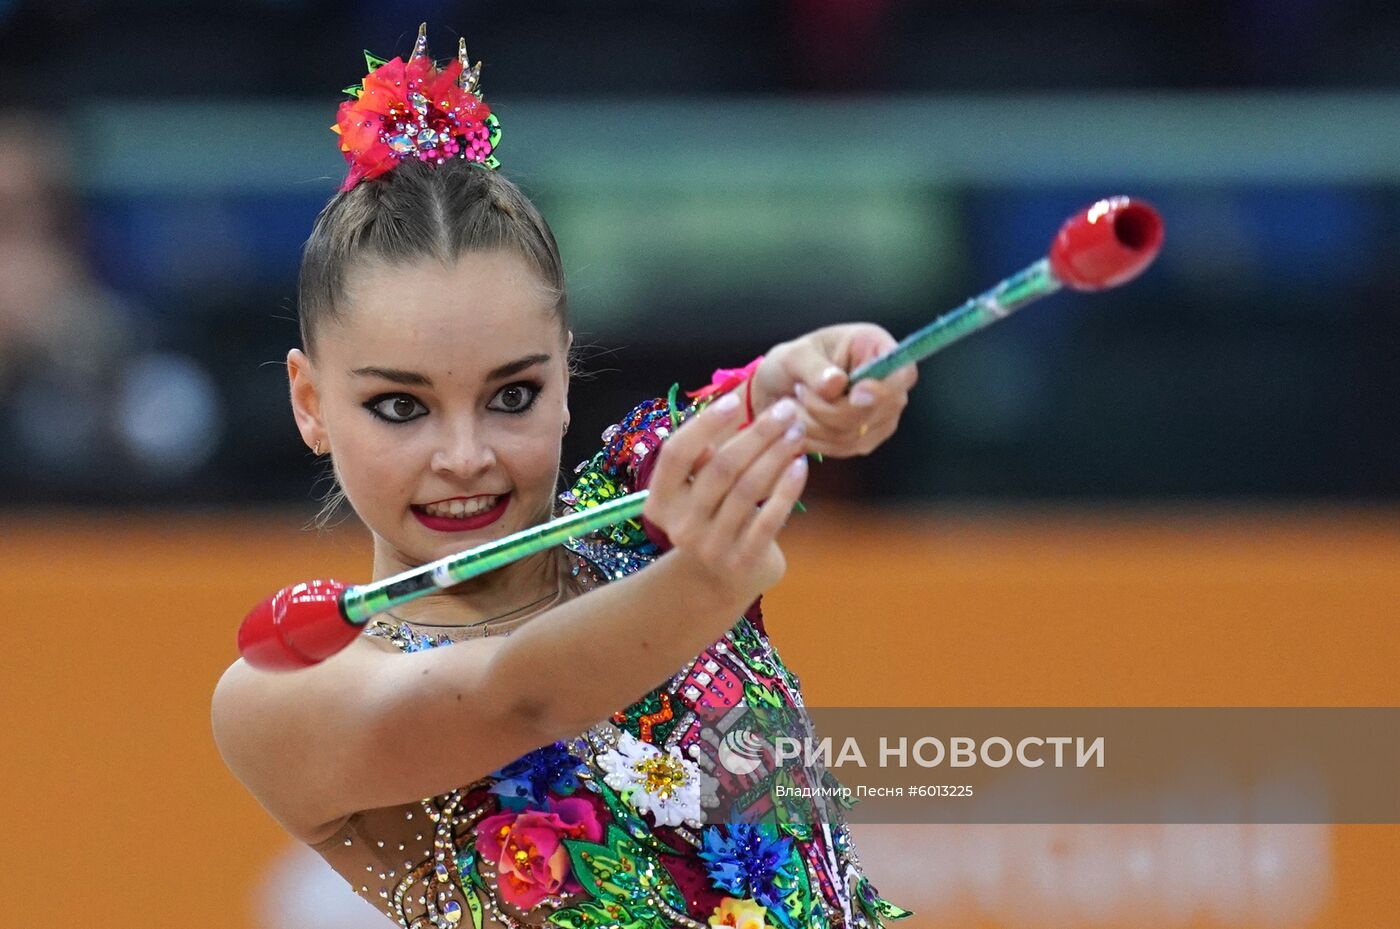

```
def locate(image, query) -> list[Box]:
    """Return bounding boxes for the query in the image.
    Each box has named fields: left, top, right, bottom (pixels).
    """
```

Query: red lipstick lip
left=410, top=493, right=510, bottom=532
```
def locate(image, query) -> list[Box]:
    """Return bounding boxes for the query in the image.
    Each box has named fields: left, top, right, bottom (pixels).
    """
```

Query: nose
left=430, top=417, right=497, bottom=478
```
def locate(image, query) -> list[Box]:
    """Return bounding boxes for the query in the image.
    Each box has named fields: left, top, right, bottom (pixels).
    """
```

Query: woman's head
left=288, top=159, right=573, bottom=571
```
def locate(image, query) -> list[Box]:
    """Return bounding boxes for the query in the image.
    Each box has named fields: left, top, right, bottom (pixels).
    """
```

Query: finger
left=843, top=326, right=917, bottom=389
left=687, top=397, right=803, bottom=519
left=789, top=390, right=856, bottom=455
left=794, top=378, right=869, bottom=433
left=846, top=376, right=910, bottom=411
left=645, top=392, right=745, bottom=505
left=803, top=417, right=888, bottom=457
left=709, top=413, right=808, bottom=539
left=845, top=324, right=900, bottom=367
left=781, top=340, right=849, bottom=403
left=857, top=411, right=901, bottom=451
left=854, top=360, right=918, bottom=396
left=897, top=360, right=919, bottom=391
left=795, top=388, right=903, bottom=457
left=740, top=454, right=809, bottom=553
left=804, top=370, right=910, bottom=426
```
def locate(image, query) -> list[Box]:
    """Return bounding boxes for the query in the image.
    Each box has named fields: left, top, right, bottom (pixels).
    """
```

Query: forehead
left=324, top=249, right=562, bottom=372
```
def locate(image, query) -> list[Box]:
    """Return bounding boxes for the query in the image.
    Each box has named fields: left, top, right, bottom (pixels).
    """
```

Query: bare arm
left=491, top=548, right=754, bottom=737
left=212, top=392, right=809, bottom=843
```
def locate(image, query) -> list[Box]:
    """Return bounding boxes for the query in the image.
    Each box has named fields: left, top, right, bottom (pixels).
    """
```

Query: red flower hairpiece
left=332, top=23, right=502, bottom=192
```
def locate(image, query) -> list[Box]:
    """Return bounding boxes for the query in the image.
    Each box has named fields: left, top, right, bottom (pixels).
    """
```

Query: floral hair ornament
left=332, top=22, right=502, bottom=192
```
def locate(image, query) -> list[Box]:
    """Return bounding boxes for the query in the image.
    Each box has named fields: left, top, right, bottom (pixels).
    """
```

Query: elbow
left=483, top=640, right=590, bottom=748
left=503, top=675, right=630, bottom=751
left=509, top=691, right=563, bottom=748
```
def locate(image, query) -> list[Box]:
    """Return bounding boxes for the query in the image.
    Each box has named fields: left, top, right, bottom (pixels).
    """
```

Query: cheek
left=501, top=427, right=564, bottom=494
left=328, top=419, right=425, bottom=513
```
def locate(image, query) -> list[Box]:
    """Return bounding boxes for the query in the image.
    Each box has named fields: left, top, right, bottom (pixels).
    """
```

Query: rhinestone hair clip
left=332, top=22, right=502, bottom=192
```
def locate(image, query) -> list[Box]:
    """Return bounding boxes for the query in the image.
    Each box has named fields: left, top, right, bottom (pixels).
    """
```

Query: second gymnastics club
left=238, top=195, right=1164, bottom=671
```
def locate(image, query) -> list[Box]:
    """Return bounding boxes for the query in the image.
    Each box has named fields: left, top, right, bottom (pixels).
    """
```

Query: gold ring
left=858, top=422, right=870, bottom=439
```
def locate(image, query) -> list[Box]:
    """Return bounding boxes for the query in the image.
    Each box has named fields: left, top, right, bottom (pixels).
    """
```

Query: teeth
left=422, top=495, right=501, bottom=518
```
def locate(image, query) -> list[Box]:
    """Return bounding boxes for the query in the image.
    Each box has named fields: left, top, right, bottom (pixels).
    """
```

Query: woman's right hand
left=641, top=391, right=810, bottom=608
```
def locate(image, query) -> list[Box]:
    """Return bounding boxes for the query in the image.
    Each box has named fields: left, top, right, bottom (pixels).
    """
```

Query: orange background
left=2, top=508, right=1397, bottom=927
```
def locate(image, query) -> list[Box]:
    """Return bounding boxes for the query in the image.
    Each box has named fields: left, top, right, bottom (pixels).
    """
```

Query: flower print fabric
left=699, top=824, right=799, bottom=921
left=475, top=796, right=604, bottom=909
left=596, top=731, right=712, bottom=829
left=709, top=896, right=775, bottom=929
left=309, top=390, right=912, bottom=929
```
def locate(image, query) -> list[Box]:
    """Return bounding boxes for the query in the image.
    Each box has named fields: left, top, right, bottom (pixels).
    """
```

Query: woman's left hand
left=749, top=323, right=917, bottom=458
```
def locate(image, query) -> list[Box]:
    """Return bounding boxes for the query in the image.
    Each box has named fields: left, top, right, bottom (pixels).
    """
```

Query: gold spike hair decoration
left=409, top=22, right=430, bottom=62
left=458, top=37, right=483, bottom=96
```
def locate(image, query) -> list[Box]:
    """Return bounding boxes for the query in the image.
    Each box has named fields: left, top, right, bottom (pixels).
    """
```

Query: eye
left=364, top=394, right=428, bottom=423
left=488, top=381, right=542, bottom=414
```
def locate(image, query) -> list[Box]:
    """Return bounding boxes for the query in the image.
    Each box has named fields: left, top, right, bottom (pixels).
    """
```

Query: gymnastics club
left=238, top=195, right=1163, bottom=671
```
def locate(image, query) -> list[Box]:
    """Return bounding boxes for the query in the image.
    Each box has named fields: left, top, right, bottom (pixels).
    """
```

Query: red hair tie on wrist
left=685, top=355, right=765, bottom=426
left=642, top=355, right=765, bottom=551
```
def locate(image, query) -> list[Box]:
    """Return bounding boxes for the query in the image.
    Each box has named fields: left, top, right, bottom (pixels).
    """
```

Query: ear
left=287, top=348, right=326, bottom=452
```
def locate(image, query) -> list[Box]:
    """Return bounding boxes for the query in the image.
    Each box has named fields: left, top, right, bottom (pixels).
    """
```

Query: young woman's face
left=293, top=249, right=571, bottom=568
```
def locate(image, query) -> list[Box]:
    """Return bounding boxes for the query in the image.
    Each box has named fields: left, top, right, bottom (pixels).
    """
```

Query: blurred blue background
left=2, top=0, right=1398, bottom=507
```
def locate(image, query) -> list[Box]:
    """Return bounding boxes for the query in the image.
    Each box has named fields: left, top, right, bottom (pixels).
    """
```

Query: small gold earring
left=313, top=440, right=322, bottom=455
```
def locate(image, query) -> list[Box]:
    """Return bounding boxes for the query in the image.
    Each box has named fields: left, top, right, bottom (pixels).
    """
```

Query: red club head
left=1048, top=197, right=1165, bottom=291
left=237, top=578, right=357, bottom=671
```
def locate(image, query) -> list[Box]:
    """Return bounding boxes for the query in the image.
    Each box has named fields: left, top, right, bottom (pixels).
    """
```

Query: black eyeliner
left=363, top=392, right=427, bottom=424
left=492, top=380, right=544, bottom=414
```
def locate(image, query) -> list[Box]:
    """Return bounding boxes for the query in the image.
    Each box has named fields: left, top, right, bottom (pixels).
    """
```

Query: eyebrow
left=351, top=353, right=552, bottom=387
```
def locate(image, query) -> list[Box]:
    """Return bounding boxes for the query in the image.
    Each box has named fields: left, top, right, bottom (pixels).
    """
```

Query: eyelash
left=362, top=381, right=544, bottom=424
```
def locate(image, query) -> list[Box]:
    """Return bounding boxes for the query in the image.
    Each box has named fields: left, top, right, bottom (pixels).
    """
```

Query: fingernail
left=793, top=383, right=806, bottom=400
left=715, top=393, right=740, bottom=412
left=771, top=398, right=797, bottom=421
left=784, top=422, right=805, bottom=442
left=787, top=456, right=808, bottom=478
left=850, top=386, right=875, bottom=407
left=821, top=366, right=844, bottom=384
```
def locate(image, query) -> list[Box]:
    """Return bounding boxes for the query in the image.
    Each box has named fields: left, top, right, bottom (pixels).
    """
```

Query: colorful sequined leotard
left=308, top=394, right=912, bottom=929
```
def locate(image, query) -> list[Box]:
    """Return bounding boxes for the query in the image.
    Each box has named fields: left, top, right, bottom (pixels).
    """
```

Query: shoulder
left=210, top=635, right=395, bottom=743
left=210, top=656, right=262, bottom=740
left=211, top=634, right=392, bottom=713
